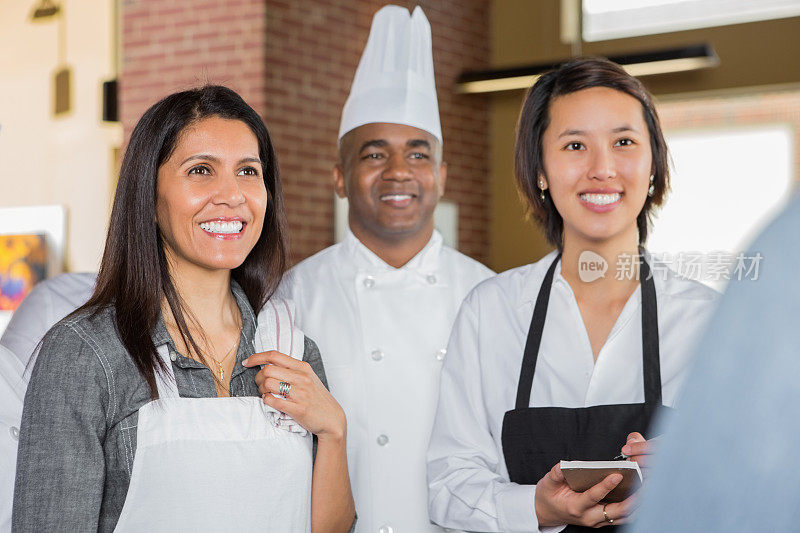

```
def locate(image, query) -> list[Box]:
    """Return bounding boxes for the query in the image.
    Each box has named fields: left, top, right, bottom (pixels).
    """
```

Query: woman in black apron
left=427, top=58, right=718, bottom=531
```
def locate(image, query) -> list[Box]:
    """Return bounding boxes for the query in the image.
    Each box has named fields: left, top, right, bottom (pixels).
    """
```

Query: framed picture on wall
left=0, top=205, right=66, bottom=334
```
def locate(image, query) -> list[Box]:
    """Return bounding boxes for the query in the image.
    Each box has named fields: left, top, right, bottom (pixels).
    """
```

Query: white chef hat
left=338, top=5, right=442, bottom=143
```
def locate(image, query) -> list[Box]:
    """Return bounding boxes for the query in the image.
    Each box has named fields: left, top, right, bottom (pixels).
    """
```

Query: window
left=583, top=0, right=800, bottom=42
left=647, top=125, right=794, bottom=288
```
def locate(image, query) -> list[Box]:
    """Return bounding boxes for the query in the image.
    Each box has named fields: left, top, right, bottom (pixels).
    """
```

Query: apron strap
left=256, top=299, right=306, bottom=360
left=639, top=256, right=662, bottom=405
left=515, top=255, right=561, bottom=410
left=514, top=253, right=662, bottom=410
left=270, top=299, right=295, bottom=357
left=154, top=344, right=180, bottom=399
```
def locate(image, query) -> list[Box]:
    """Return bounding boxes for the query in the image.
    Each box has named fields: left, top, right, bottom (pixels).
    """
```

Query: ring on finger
left=278, top=381, right=291, bottom=398
left=602, top=504, right=614, bottom=524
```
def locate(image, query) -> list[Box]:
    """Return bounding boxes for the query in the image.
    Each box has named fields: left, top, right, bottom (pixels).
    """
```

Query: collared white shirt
left=283, top=229, right=494, bottom=533
left=427, top=251, right=719, bottom=533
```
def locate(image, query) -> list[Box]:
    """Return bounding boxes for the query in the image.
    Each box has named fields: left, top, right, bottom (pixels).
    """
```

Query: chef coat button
left=376, top=434, right=389, bottom=446
left=363, top=276, right=375, bottom=288
left=378, top=526, right=393, bottom=533
left=426, top=273, right=437, bottom=284
left=9, top=426, right=20, bottom=441
left=170, top=351, right=177, bottom=362
left=371, top=350, right=384, bottom=361
left=436, top=348, right=447, bottom=361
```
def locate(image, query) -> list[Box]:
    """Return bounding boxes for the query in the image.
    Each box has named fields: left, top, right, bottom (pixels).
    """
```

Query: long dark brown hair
left=515, top=57, right=670, bottom=249
left=82, top=85, right=287, bottom=398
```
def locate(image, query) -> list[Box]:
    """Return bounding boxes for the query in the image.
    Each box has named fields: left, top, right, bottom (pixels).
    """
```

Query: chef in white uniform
left=281, top=6, right=493, bottom=533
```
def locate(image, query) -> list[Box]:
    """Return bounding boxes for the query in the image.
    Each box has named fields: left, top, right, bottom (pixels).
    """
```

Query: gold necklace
left=205, top=333, right=240, bottom=381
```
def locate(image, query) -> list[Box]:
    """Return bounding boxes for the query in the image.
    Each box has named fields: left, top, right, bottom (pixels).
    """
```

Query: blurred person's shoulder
left=35, top=272, right=96, bottom=300
left=1, top=272, right=96, bottom=365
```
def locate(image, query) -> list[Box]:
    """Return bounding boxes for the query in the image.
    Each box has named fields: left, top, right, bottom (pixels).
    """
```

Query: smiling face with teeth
left=155, top=116, right=268, bottom=275
left=335, top=122, right=447, bottom=255
left=540, top=87, right=653, bottom=248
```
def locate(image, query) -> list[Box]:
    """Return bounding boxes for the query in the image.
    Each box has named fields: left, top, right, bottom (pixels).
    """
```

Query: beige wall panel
left=0, top=0, right=120, bottom=272
left=490, top=91, right=554, bottom=272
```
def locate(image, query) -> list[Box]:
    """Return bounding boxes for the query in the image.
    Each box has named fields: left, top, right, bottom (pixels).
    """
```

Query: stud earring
left=647, top=174, right=655, bottom=197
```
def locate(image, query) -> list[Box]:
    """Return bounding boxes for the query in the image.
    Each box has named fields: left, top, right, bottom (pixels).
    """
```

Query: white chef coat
left=282, top=229, right=494, bottom=533
left=0, top=272, right=96, bottom=366
left=426, top=250, right=719, bottom=533
left=0, top=345, right=26, bottom=532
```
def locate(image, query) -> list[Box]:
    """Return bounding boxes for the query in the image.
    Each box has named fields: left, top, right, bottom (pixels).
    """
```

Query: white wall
left=0, top=0, right=121, bottom=272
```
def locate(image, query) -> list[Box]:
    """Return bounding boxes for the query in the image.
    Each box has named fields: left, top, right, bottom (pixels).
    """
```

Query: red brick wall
left=120, top=0, right=268, bottom=137
left=121, top=0, right=491, bottom=265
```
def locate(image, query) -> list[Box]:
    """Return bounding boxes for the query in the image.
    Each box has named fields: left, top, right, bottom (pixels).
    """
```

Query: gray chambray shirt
left=12, top=283, right=328, bottom=532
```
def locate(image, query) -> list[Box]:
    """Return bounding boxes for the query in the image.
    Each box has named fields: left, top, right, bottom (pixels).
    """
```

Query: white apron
left=114, top=301, right=313, bottom=532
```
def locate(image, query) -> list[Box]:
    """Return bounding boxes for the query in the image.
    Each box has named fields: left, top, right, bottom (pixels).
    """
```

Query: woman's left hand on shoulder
left=243, top=351, right=347, bottom=442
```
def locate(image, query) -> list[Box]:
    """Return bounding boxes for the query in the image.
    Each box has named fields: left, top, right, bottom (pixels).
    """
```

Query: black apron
left=500, top=254, right=671, bottom=532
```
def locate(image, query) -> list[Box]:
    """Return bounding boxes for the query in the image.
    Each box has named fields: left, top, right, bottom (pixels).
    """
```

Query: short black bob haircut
left=514, top=57, right=669, bottom=249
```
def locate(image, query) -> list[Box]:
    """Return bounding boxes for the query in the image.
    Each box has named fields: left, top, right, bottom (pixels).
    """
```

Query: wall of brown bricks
left=120, top=0, right=492, bottom=265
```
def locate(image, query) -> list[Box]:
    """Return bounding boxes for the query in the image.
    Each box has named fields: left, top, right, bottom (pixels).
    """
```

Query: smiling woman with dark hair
left=12, top=86, right=354, bottom=532
left=427, top=58, right=718, bottom=531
